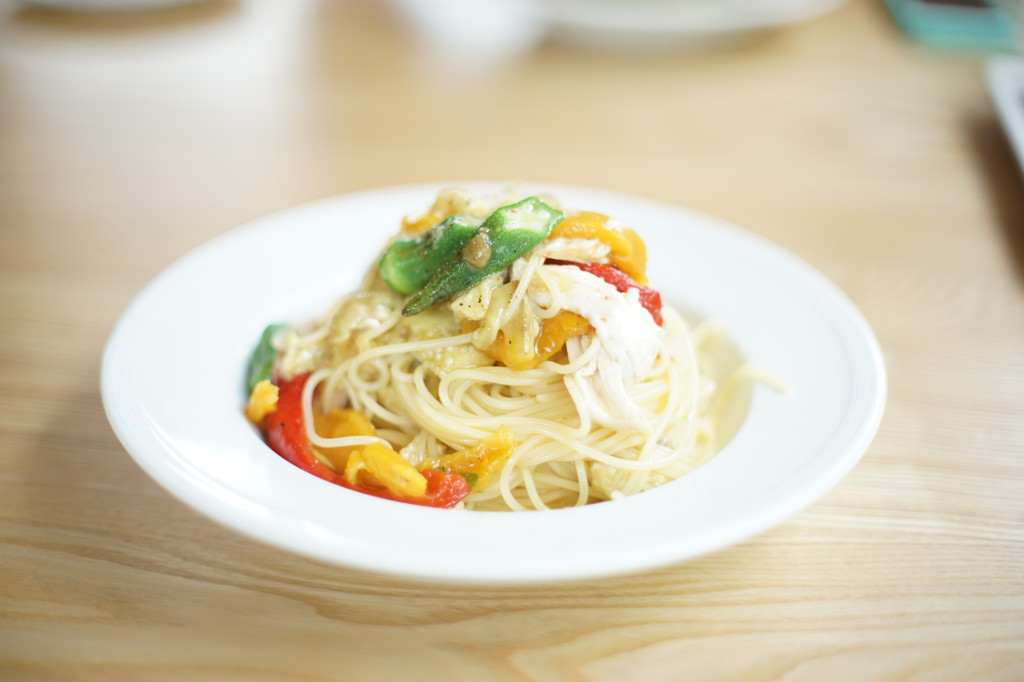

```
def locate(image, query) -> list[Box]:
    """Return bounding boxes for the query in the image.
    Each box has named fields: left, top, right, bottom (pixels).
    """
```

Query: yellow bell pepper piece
left=402, top=207, right=448, bottom=235
left=313, top=407, right=378, bottom=470
left=549, top=211, right=648, bottom=284
left=244, top=379, right=279, bottom=425
left=401, top=190, right=480, bottom=235
left=535, top=311, right=591, bottom=361
left=422, top=426, right=514, bottom=489
left=488, top=311, right=592, bottom=371
left=345, top=442, right=428, bottom=498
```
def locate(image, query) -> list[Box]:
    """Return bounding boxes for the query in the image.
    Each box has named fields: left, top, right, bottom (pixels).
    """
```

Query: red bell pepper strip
left=262, top=373, right=471, bottom=508
left=546, top=259, right=663, bottom=325
left=264, top=372, right=348, bottom=485
left=384, top=469, right=473, bottom=509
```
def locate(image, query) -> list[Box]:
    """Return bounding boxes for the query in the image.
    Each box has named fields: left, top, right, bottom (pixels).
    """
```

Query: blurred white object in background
left=389, top=0, right=546, bottom=64
left=545, top=0, right=849, bottom=49
left=18, top=0, right=214, bottom=10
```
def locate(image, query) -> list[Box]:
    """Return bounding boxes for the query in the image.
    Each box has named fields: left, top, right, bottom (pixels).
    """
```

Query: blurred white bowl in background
left=389, top=0, right=547, bottom=63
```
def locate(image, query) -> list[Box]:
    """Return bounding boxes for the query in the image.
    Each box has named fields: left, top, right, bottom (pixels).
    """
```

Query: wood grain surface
left=2, top=0, right=1023, bottom=680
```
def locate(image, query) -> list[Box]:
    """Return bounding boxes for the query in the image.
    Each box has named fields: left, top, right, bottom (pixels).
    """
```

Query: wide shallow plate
left=102, top=182, right=885, bottom=584
left=546, top=0, right=849, bottom=49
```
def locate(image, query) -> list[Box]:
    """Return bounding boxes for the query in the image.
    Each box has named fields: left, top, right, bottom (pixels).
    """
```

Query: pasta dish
left=244, top=188, right=746, bottom=511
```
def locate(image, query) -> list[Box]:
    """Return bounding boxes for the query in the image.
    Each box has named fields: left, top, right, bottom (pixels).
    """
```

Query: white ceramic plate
left=102, top=182, right=885, bottom=584
left=545, top=0, right=849, bottom=49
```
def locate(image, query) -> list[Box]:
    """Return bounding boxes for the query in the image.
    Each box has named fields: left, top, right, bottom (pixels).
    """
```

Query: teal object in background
left=885, top=0, right=1019, bottom=51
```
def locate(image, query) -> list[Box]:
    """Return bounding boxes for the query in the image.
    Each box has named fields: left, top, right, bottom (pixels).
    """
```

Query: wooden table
left=2, top=0, right=1022, bottom=679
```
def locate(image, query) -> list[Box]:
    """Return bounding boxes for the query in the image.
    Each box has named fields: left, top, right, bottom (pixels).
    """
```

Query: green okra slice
left=246, top=323, right=284, bottom=392
left=402, top=196, right=564, bottom=316
left=378, top=214, right=484, bottom=295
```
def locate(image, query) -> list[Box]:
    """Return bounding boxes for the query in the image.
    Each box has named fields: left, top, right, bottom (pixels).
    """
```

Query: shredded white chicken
left=531, top=265, right=663, bottom=432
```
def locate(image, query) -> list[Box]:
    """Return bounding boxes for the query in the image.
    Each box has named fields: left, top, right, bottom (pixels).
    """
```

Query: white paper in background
left=987, top=56, right=1024, bottom=175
